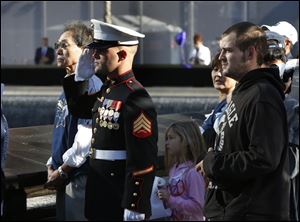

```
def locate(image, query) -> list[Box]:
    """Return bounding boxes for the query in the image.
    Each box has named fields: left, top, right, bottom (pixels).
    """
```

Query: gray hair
left=63, top=21, right=93, bottom=47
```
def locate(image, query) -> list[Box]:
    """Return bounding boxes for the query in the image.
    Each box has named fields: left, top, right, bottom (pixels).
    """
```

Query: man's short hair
left=222, top=22, right=267, bottom=65
left=63, top=21, right=93, bottom=47
left=194, top=33, right=203, bottom=44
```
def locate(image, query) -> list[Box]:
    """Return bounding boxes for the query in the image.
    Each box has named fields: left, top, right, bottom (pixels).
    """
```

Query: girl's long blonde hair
left=164, top=119, right=207, bottom=171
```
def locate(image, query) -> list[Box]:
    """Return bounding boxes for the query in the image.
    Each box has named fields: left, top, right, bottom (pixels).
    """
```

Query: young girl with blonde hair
left=157, top=120, right=207, bottom=221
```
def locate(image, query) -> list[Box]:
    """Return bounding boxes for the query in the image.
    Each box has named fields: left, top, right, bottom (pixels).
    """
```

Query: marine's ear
left=117, top=50, right=127, bottom=61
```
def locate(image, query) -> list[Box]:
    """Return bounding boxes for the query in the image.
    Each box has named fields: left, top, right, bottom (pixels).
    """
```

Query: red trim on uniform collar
left=119, top=69, right=133, bottom=76
left=110, top=77, right=135, bottom=89
left=108, top=70, right=135, bottom=86
left=107, top=70, right=134, bottom=83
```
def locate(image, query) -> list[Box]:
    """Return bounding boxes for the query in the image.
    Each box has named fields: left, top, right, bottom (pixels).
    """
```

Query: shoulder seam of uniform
left=126, top=80, right=135, bottom=92
left=125, top=78, right=145, bottom=92
left=132, top=79, right=145, bottom=90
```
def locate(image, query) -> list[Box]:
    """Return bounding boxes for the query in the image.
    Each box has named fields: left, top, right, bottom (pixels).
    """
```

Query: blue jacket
left=51, top=92, right=89, bottom=178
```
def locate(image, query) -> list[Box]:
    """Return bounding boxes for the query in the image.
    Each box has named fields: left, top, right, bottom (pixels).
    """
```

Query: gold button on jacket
left=62, top=71, right=158, bottom=219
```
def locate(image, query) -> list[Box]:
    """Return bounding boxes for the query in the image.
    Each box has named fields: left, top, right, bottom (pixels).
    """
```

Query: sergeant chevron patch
left=132, top=112, right=152, bottom=138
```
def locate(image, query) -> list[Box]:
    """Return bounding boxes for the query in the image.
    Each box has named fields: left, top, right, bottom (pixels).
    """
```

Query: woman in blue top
left=200, top=53, right=236, bottom=148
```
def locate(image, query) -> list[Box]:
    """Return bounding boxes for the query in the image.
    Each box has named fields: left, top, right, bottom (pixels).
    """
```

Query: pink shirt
left=166, top=161, right=205, bottom=221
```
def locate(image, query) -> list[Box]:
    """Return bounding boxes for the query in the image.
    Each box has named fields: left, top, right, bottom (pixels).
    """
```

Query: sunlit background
left=1, top=1, right=299, bottom=65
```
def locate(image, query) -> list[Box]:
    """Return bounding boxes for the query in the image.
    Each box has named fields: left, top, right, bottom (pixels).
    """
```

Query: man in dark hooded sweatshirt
left=196, top=22, right=290, bottom=220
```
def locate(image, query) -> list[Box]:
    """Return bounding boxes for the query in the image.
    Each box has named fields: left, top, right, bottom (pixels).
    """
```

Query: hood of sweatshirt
left=233, top=67, right=285, bottom=100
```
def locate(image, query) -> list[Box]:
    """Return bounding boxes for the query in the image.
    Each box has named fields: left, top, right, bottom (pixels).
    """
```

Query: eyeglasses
left=54, top=41, right=71, bottom=50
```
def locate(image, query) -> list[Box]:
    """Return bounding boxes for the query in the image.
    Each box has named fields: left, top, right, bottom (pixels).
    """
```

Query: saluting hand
left=75, top=48, right=95, bottom=81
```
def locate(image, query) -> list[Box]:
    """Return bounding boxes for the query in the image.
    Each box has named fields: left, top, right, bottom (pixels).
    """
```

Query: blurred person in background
left=262, top=29, right=299, bottom=221
left=262, top=21, right=298, bottom=61
left=188, top=33, right=211, bottom=66
left=34, top=37, right=55, bottom=65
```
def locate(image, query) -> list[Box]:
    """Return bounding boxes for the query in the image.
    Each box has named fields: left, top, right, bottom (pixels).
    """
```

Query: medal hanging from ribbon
left=98, top=99, right=122, bottom=130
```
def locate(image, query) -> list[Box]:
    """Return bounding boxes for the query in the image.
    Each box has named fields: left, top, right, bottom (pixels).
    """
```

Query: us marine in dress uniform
left=63, top=19, right=158, bottom=221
